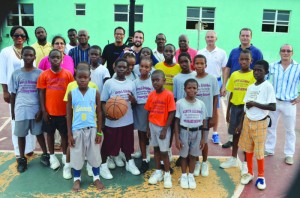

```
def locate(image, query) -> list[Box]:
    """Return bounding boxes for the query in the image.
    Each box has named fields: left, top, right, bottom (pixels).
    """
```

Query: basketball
left=105, top=96, right=128, bottom=119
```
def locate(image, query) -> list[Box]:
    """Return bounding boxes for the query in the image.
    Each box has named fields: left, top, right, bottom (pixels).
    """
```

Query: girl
left=133, top=47, right=156, bottom=77
left=113, top=51, right=137, bottom=81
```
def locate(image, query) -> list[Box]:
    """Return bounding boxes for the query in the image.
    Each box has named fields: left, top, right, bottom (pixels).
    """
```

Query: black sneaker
left=40, top=153, right=50, bottom=166
left=175, top=156, right=182, bottom=167
left=160, top=164, right=174, bottom=174
left=222, top=141, right=233, bottom=148
left=139, top=161, right=149, bottom=174
left=17, top=157, right=27, bottom=173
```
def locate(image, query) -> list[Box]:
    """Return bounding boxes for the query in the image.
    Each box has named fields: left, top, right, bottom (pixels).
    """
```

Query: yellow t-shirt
left=31, top=42, right=53, bottom=66
left=63, top=81, right=98, bottom=101
left=226, top=70, right=256, bottom=105
left=154, top=62, right=181, bottom=92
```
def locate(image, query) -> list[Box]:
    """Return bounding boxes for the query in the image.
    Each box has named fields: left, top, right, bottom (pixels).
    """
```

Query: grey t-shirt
left=173, top=71, right=197, bottom=100
left=9, top=68, right=42, bottom=121
left=134, top=77, right=154, bottom=104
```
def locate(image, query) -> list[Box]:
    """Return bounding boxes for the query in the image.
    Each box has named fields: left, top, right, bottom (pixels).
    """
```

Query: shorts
left=149, top=122, right=171, bottom=152
left=179, top=128, right=202, bottom=158
left=217, top=77, right=222, bottom=109
left=14, top=119, right=42, bottom=137
left=70, top=127, right=102, bottom=170
left=228, top=105, right=244, bottom=135
left=42, top=115, right=68, bottom=137
left=133, top=104, right=148, bottom=132
left=101, top=124, right=134, bottom=157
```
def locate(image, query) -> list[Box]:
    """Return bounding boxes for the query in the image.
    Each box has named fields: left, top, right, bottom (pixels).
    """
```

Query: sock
left=182, top=173, right=187, bottom=177
left=74, top=176, right=81, bottom=182
left=257, top=158, right=264, bottom=177
left=228, top=134, right=233, bottom=142
left=213, top=132, right=218, bottom=134
left=93, top=175, right=100, bottom=182
left=73, top=169, right=81, bottom=180
left=164, top=171, right=170, bottom=176
left=143, top=159, right=148, bottom=163
left=65, top=162, right=70, bottom=168
left=92, top=167, right=99, bottom=176
left=246, top=152, right=254, bottom=175
left=155, top=169, right=162, bottom=174
left=160, top=160, right=164, bottom=165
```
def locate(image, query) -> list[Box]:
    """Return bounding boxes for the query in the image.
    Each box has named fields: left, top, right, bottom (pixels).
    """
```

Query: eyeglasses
left=54, top=42, right=65, bottom=45
left=115, top=33, right=124, bottom=36
left=280, top=49, right=293, bottom=53
left=13, top=34, right=26, bottom=38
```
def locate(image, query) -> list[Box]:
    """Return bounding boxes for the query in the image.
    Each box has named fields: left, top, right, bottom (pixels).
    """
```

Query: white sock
left=160, top=160, right=164, bottom=165
left=182, top=173, right=187, bottom=177
left=155, top=169, right=162, bottom=174
left=164, top=171, right=170, bottom=176
left=74, top=176, right=81, bottom=182
left=213, top=132, right=218, bottom=134
left=143, top=159, right=148, bottom=163
left=65, top=163, right=70, bottom=168
left=93, top=175, right=100, bottom=182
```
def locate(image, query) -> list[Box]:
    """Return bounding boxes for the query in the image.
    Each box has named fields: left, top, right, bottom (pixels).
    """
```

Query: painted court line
left=0, top=118, right=11, bottom=132
left=0, top=137, right=7, bottom=142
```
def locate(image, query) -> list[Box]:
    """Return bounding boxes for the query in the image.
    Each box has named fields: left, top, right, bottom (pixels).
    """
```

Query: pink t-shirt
left=38, top=54, right=74, bottom=75
left=175, top=47, right=198, bottom=70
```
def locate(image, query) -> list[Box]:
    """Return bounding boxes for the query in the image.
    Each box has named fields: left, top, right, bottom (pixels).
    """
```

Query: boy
left=67, top=63, right=104, bottom=192
left=9, top=46, right=50, bottom=172
left=175, top=78, right=207, bottom=189
left=238, top=60, right=276, bottom=190
left=145, top=69, right=176, bottom=188
left=37, top=49, right=74, bottom=173
left=100, top=58, right=140, bottom=179
left=220, top=49, right=256, bottom=175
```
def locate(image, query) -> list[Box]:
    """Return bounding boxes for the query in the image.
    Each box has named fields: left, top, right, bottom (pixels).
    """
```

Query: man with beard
left=31, top=26, right=52, bottom=66
left=102, top=27, right=128, bottom=76
left=68, top=29, right=91, bottom=68
left=175, top=34, right=197, bottom=70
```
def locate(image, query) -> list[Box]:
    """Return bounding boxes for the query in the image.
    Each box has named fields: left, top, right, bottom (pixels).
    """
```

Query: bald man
left=175, top=34, right=197, bottom=70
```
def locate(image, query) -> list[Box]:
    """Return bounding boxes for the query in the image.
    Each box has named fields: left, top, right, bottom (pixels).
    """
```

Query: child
left=145, top=69, right=176, bottom=189
left=9, top=46, right=50, bottom=172
left=37, top=49, right=74, bottom=173
left=238, top=60, right=276, bottom=190
left=67, top=63, right=104, bottom=192
left=175, top=78, right=207, bottom=189
left=133, top=47, right=156, bottom=77
left=133, top=57, right=154, bottom=173
left=194, top=54, right=219, bottom=177
left=100, top=58, right=140, bottom=179
left=113, top=51, right=137, bottom=81
left=220, top=49, right=256, bottom=175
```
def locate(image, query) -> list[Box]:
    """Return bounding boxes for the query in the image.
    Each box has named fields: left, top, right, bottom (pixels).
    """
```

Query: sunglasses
left=13, top=34, right=26, bottom=38
left=280, top=50, right=293, bottom=53
left=54, top=42, right=65, bottom=45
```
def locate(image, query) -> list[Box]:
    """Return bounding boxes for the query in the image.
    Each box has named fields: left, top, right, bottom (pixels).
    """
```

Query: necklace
left=13, top=46, right=22, bottom=59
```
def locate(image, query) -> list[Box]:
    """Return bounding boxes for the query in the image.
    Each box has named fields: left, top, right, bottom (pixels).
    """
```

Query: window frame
left=114, top=4, right=144, bottom=22
left=6, top=3, right=34, bottom=27
left=186, top=7, right=215, bottom=30
left=75, top=3, right=86, bottom=16
left=262, top=9, right=290, bottom=33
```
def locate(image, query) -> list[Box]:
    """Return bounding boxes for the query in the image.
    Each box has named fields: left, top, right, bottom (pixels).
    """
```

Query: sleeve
left=266, top=83, right=277, bottom=103
left=167, top=92, right=176, bottom=112
left=0, top=49, right=8, bottom=84
left=226, top=50, right=233, bottom=68
left=36, top=73, right=47, bottom=89
left=173, top=77, right=178, bottom=99
left=68, top=48, right=74, bottom=57
left=152, top=54, right=159, bottom=66
left=222, top=50, right=228, bottom=68
left=103, top=67, right=111, bottom=79
left=100, top=81, right=110, bottom=102
left=63, top=83, right=72, bottom=102
left=226, top=73, right=235, bottom=92
left=243, top=87, right=250, bottom=103
left=8, top=72, right=17, bottom=93
left=175, top=101, right=181, bottom=118
left=202, top=102, right=208, bottom=119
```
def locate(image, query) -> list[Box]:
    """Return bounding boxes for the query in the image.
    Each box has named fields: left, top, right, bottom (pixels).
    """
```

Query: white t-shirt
left=173, top=71, right=197, bottom=100
left=134, top=77, right=154, bottom=104
left=175, top=98, right=207, bottom=128
left=90, top=65, right=110, bottom=92
left=65, top=43, right=76, bottom=55
left=244, top=80, right=276, bottom=121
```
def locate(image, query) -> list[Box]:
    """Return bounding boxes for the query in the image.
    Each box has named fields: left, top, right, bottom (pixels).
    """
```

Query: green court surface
left=0, top=152, right=242, bottom=198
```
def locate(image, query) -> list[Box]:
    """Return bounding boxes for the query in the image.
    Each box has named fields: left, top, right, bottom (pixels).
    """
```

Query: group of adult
left=0, top=25, right=299, bottom=166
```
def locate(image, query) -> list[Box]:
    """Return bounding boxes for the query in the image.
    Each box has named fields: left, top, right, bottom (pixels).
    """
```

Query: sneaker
left=201, top=162, right=209, bottom=177
left=220, top=157, right=238, bottom=169
left=40, top=153, right=50, bottom=166
left=17, top=157, right=27, bottom=173
left=241, top=162, right=248, bottom=175
left=241, top=173, right=254, bottom=185
left=131, top=149, right=142, bottom=158
left=126, top=159, right=140, bottom=175
left=168, top=148, right=173, bottom=162
left=285, top=156, right=294, bottom=165
left=211, top=133, right=220, bottom=144
left=188, top=173, right=196, bottom=189
left=119, top=151, right=126, bottom=161
left=194, top=162, right=201, bottom=176
left=100, top=163, right=113, bottom=179
left=148, top=171, right=163, bottom=184
left=86, top=162, right=93, bottom=176
left=50, top=155, right=61, bottom=170
left=175, top=156, right=182, bottom=167
left=264, top=151, right=274, bottom=157
left=112, top=155, right=125, bottom=167
left=164, top=173, right=172, bottom=188
left=222, top=141, right=233, bottom=148
left=256, top=177, right=267, bottom=190
left=62, top=155, right=66, bottom=165
left=63, top=164, right=72, bottom=179
left=107, top=157, right=116, bottom=169
left=146, top=145, right=151, bottom=162
left=139, top=160, right=149, bottom=174
left=180, top=175, right=189, bottom=189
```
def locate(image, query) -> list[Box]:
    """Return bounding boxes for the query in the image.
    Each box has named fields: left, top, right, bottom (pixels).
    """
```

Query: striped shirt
left=268, top=60, right=300, bottom=101
left=68, top=45, right=90, bottom=68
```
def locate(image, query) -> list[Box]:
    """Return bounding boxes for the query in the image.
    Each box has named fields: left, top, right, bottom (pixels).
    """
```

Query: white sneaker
left=131, top=149, right=142, bottom=158
left=62, top=155, right=66, bottom=165
left=50, top=155, right=61, bottom=170
left=119, top=151, right=126, bottom=161
left=194, top=162, right=201, bottom=176
left=148, top=171, right=163, bottom=184
left=112, top=155, right=125, bottom=167
left=100, top=163, right=113, bottom=179
left=241, top=173, right=254, bottom=185
left=201, top=162, right=209, bottom=177
left=126, top=159, right=140, bottom=175
left=146, top=145, right=151, bottom=162
left=86, top=162, right=93, bottom=176
left=188, top=173, right=196, bottom=189
left=220, top=157, right=238, bottom=169
left=164, top=173, right=172, bottom=188
left=180, top=175, right=189, bottom=189
left=256, top=177, right=267, bottom=190
left=168, top=148, right=173, bottom=162
left=241, top=162, right=248, bottom=176
left=63, top=164, right=72, bottom=179
left=107, top=157, right=116, bottom=169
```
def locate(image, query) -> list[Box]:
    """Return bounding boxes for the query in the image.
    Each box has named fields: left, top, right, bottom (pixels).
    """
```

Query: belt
left=233, top=104, right=244, bottom=108
left=258, top=115, right=272, bottom=127
left=180, top=125, right=202, bottom=132
left=81, top=126, right=95, bottom=130
left=217, top=77, right=222, bottom=81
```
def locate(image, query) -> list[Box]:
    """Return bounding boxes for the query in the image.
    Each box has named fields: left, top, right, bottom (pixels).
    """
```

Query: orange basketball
left=105, top=96, right=128, bottom=120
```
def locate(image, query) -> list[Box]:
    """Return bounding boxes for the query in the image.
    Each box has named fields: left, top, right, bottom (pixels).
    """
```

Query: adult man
left=221, top=27, right=263, bottom=148
left=68, top=29, right=90, bottom=68
left=175, top=34, right=197, bottom=70
left=265, top=44, right=300, bottom=165
left=153, top=33, right=166, bottom=62
left=197, top=30, right=227, bottom=144
left=65, top=28, right=78, bottom=54
left=31, top=26, right=52, bottom=66
left=102, top=27, right=128, bottom=76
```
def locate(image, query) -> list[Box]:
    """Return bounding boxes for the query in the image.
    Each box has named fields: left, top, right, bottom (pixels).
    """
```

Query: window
left=262, top=10, right=290, bottom=33
left=186, top=7, right=215, bottom=30
left=7, top=3, right=34, bottom=26
left=114, top=5, right=143, bottom=22
left=76, top=4, right=86, bottom=16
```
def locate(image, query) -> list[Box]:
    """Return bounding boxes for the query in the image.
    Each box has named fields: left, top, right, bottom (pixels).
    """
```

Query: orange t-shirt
left=144, top=89, right=176, bottom=127
left=37, top=68, right=74, bottom=116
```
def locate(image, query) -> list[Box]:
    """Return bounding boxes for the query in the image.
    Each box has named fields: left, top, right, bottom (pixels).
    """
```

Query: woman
left=0, top=25, right=36, bottom=158
left=38, top=35, right=74, bottom=75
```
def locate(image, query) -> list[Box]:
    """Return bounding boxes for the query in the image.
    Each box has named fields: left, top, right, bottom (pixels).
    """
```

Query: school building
left=0, top=0, right=299, bottom=63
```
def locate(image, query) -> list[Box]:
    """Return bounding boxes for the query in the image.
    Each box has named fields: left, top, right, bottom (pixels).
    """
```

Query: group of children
left=9, top=41, right=275, bottom=192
